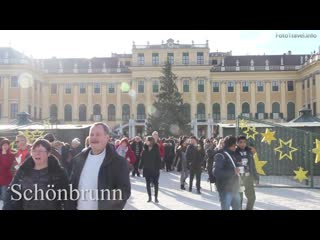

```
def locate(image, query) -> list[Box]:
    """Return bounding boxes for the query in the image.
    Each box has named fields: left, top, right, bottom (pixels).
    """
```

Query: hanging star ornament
left=293, top=167, right=308, bottom=182
left=261, top=128, right=276, bottom=145
left=253, top=153, right=267, bottom=175
left=239, top=119, right=249, bottom=130
left=244, top=126, right=259, bottom=140
left=274, top=138, right=298, bottom=160
left=312, top=139, right=320, bottom=164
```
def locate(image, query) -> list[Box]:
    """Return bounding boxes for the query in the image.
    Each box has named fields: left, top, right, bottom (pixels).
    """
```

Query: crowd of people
left=0, top=122, right=259, bottom=210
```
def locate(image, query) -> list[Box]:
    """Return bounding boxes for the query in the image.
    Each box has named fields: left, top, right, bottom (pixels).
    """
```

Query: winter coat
left=65, top=143, right=131, bottom=210
left=186, top=144, right=204, bottom=170
left=3, top=155, right=69, bottom=210
left=213, top=148, right=240, bottom=193
left=116, top=145, right=136, bottom=165
left=11, top=148, right=30, bottom=176
left=0, top=149, right=15, bottom=186
left=164, top=142, right=175, bottom=163
left=235, top=146, right=259, bottom=180
left=174, top=146, right=188, bottom=172
left=207, top=148, right=219, bottom=183
left=139, top=144, right=161, bottom=178
left=130, top=141, right=143, bottom=158
left=157, top=140, right=165, bottom=159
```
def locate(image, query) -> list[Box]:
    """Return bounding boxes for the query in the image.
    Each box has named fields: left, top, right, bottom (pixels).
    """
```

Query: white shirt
left=77, top=149, right=106, bottom=210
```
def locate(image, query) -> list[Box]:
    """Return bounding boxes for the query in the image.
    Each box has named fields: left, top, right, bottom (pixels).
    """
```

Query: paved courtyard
left=1, top=171, right=319, bottom=210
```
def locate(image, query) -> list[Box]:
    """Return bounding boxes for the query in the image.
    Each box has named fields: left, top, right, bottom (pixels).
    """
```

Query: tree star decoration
left=244, top=126, right=259, bottom=140
left=261, top=128, right=276, bottom=145
left=293, top=167, right=308, bottom=182
left=274, top=139, right=298, bottom=160
left=239, top=119, right=249, bottom=130
left=312, top=139, right=320, bottom=164
left=253, top=153, right=267, bottom=175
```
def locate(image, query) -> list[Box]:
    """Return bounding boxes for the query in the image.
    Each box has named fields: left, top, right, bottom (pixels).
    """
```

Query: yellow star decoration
left=19, top=130, right=46, bottom=144
left=244, top=126, right=259, bottom=140
left=274, top=139, right=298, bottom=160
left=312, top=139, right=320, bottom=164
left=261, top=128, right=276, bottom=145
left=43, top=119, right=51, bottom=129
left=293, top=167, right=308, bottom=182
left=253, top=153, right=267, bottom=175
left=239, top=119, right=249, bottom=130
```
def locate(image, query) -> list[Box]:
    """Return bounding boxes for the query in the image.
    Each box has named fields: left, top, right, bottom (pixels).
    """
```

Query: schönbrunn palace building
left=1, top=39, right=320, bottom=138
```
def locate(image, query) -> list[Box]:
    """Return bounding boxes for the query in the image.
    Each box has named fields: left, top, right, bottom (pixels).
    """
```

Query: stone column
left=236, top=81, right=241, bottom=117
left=250, top=81, right=256, bottom=115
left=221, top=81, right=226, bottom=121
left=87, top=83, right=93, bottom=121
left=280, top=80, right=286, bottom=118
left=265, top=80, right=271, bottom=115
left=73, top=83, right=79, bottom=121
left=58, top=83, right=64, bottom=121
left=2, top=75, right=9, bottom=121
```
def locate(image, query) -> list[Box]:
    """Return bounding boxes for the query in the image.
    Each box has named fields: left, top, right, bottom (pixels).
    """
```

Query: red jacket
left=116, top=145, right=136, bottom=165
left=12, top=148, right=30, bottom=176
left=157, top=140, right=164, bottom=159
left=0, top=150, right=15, bottom=186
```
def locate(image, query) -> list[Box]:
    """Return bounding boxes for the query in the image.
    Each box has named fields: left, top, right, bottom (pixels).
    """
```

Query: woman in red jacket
left=116, top=138, right=136, bottom=171
left=0, top=139, right=15, bottom=201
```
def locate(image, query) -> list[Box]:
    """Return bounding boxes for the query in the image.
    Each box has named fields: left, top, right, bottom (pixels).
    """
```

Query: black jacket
left=3, top=155, right=69, bottom=210
left=207, top=148, right=219, bottom=183
left=139, top=144, right=161, bottom=178
left=65, top=143, right=131, bottom=210
left=186, top=144, right=204, bottom=170
left=130, top=141, right=143, bottom=158
left=213, top=149, right=240, bottom=192
left=235, top=146, right=259, bottom=180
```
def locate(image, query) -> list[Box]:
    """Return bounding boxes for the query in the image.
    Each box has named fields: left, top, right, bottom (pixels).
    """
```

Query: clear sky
left=0, top=30, right=319, bottom=59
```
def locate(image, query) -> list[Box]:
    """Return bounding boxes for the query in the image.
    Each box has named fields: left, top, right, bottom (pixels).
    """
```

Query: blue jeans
left=219, top=192, right=241, bottom=210
left=0, top=186, right=8, bottom=201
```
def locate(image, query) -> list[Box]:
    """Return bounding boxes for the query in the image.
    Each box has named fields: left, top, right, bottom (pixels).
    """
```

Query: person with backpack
left=213, top=135, right=241, bottom=210
left=235, top=136, right=259, bottom=210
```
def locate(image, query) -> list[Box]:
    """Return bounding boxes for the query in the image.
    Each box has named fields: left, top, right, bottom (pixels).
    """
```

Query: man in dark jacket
left=235, top=136, right=259, bottom=210
left=213, top=135, right=241, bottom=210
left=186, top=136, right=203, bottom=194
left=65, top=122, right=131, bottom=210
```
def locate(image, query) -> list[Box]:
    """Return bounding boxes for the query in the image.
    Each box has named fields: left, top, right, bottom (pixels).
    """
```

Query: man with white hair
left=65, top=122, right=131, bottom=210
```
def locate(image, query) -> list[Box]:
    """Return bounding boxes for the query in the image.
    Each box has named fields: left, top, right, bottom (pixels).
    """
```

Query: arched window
left=93, top=104, right=101, bottom=115
left=79, top=104, right=87, bottom=121
left=137, top=104, right=145, bottom=120
left=197, top=103, right=206, bottom=120
left=122, top=104, right=130, bottom=121
left=242, top=102, right=250, bottom=113
left=212, top=103, right=220, bottom=121
left=108, top=104, right=116, bottom=121
left=227, top=103, right=235, bottom=120
left=257, top=102, right=265, bottom=119
left=257, top=102, right=265, bottom=113
left=272, top=102, right=280, bottom=120
left=287, top=102, right=295, bottom=121
left=50, top=104, right=58, bottom=120
left=64, top=104, right=72, bottom=121
left=182, top=103, right=191, bottom=122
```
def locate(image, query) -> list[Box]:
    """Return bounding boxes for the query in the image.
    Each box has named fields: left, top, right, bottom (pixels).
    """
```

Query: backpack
left=211, top=151, right=237, bottom=184
left=207, top=149, right=219, bottom=183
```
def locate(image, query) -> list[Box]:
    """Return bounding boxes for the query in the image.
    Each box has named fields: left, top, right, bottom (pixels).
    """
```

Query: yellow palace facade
left=0, top=39, right=320, bottom=138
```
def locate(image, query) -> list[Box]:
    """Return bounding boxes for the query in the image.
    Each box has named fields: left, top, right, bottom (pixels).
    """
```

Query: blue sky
left=0, top=30, right=319, bottom=58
